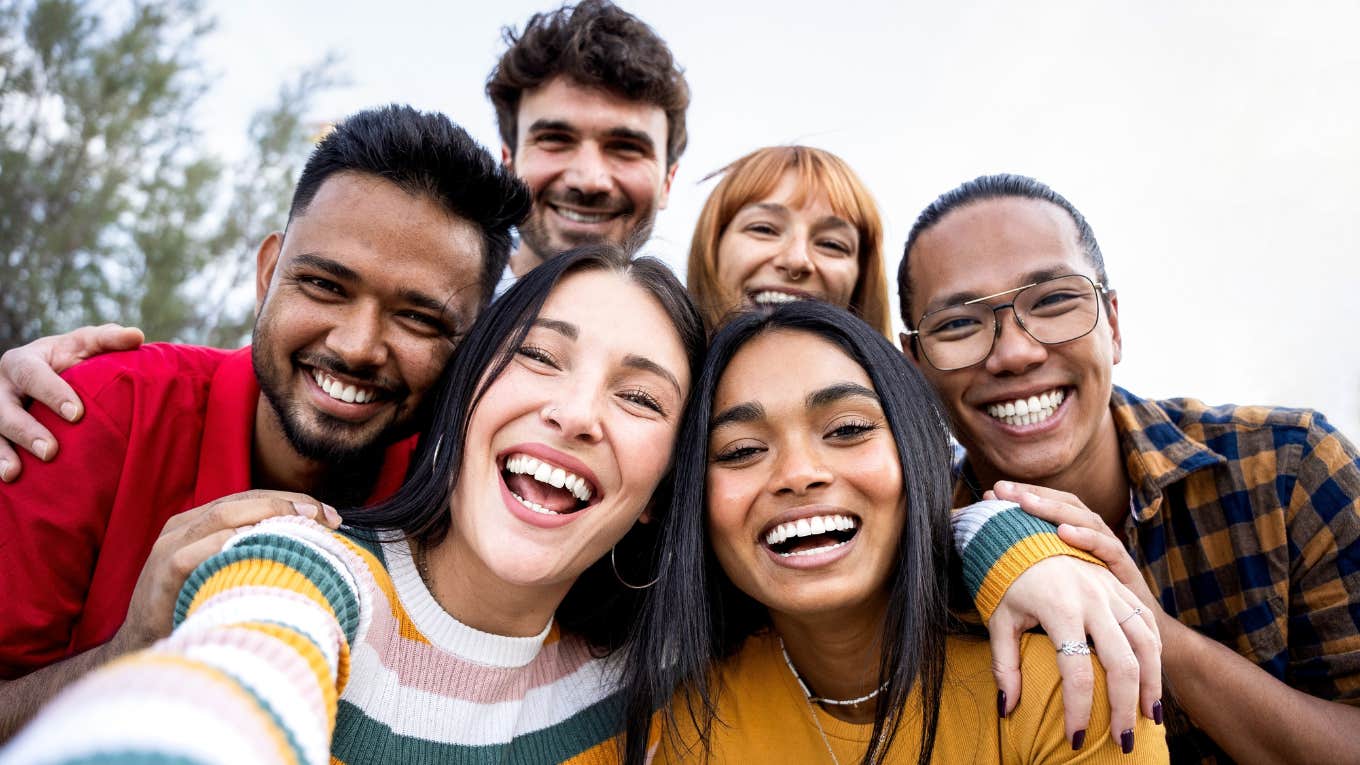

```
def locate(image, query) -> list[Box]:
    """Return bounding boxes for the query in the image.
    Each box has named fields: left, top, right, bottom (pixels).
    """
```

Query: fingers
left=987, top=613, right=1025, bottom=718
left=0, top=354, right=67, bottom=469
left=174, top=490, right=340, bottom=544
left=993, top=482, right=1116, bottom=538
left=1057, top=523, right=1143, bottom=587
left=55, top=324, right=145, bottom=367
left=0, top=441, right=19, bottom=483
left=1116, top=601, right=1164, bottom=724
left=1045, top=623, right=1096, bottom=750
left=1085, top=607, right=1142, bottom=750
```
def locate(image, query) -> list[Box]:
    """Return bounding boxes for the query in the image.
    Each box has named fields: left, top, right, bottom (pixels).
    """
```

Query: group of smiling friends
left=1, top=2, right=1357, bottom=764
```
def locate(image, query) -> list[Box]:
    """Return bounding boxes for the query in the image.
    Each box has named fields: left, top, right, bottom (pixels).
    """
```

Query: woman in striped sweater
left=3, top=244, right=706, bottom=765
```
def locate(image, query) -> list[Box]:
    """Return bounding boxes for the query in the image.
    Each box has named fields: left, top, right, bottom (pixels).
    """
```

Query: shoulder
left=61, top=343, right=236, bottom=410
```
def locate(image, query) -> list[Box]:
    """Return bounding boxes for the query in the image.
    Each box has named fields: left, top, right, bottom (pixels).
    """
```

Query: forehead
left=516, top=76, right=668, bottom=146
left=716, top=330, right=869, bottom=409
left=283, top=173, right=486, bottom=314
left=910, top=197, right=1092, bottom=311
left=540, top=268, right=690, bottom=382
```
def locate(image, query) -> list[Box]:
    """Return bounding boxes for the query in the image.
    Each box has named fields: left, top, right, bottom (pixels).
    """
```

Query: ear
left=898, top=332, right=923, bottom=365
left=501, top=144, right=514, bottom=169
left=1105, top=290, right=1123, bottom=365
left=637, top=504, right=653, bottom=525
left=657, top=161, right=679, bottom=210
left=255, top=232, right=284, bottom=313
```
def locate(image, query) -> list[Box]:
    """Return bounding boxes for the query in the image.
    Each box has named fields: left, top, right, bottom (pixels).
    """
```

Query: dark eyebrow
left=525, top=119, right=576, bottom=136
left=624, top=354, right=682, bottom=397
left=710, top=401, right=766, bottom=432
left=923, top=267, right=1078, bottom=315
left=533, top=318, right=578, bottom=340
left=292, top=253, right=357, bottom=282
left=399, top=289, right=454, bottom=318
left=603, top=127, right=656, bottom=153
left=807, top=382, right=879, bottom=409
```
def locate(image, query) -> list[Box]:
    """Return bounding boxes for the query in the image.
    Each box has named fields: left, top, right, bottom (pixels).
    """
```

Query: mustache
left=540, top=187, right=633, bottom=215
left=296, top=353, right=406, bottom=397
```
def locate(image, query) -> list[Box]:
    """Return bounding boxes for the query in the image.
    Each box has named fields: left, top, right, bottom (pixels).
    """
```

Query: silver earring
left=611, top=545, right=662, bottom=590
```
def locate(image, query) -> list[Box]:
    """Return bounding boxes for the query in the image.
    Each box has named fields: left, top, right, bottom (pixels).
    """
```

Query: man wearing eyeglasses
left=896, top=173, right=1360, bottom=763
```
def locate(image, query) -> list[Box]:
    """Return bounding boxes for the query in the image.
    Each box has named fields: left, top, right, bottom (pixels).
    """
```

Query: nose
left=769, top=437, right=833, bottom=496
left=562, top=142, right=612, bottom=197
left=325, top=301, right=389, bottom=371
left=983, top=308, right=1047, bottom=376
left=771, top=235, right=814, bottom=280
left=540, top=385, right=604, bottom=444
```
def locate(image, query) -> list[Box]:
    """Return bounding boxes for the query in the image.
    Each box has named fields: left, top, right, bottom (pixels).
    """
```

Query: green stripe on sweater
left=960, top=507, right=1063, bottom=600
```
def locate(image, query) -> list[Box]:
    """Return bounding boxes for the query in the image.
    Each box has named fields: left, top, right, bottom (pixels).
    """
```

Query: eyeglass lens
left=917, top=274, right=1101, bottom=371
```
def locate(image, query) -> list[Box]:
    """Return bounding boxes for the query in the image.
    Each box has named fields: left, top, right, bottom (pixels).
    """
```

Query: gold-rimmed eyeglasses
left=902, top=274, right=1111, bottom=371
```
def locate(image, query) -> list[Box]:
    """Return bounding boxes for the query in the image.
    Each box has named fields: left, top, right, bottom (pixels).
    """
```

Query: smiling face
left=252, top=171, right=484, bottom=464
left=714, top=171, right=861, bottom=312
left=903, top=197, right=1122, bottom=486
left=706, top=329, right=903, bottom=618
left=445, top=268, right=689, bottom=602
left=506, top=77, right=676, bottom=265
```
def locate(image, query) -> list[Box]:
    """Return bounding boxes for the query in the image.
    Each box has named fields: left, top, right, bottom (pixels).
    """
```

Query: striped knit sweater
left=2, top=516, right=629, bottom=765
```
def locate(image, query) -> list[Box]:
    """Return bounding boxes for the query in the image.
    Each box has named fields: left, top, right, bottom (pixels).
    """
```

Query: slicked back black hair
left=288, top=104, right=531, bottom=305
left=487, top=0, right=690, bottom=167
left=621, top=301, right=957, bottom=765
left=897, top=173, right=1109, bottom=328
left=346, top=242, right=704, bottom=653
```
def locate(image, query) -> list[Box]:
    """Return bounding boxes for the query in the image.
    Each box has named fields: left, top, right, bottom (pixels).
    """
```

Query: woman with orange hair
left=686, top=146, right=892, bottom=336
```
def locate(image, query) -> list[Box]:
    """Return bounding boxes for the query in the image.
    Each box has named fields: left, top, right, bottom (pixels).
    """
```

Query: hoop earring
left=611, top=544, right=662, bottom=590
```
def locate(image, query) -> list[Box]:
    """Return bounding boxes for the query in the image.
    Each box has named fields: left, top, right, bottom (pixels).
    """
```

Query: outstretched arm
left=955, top=499, right=1162, bottom=751
left=1, top=516, right=370, bottom=765
left=0, top=324, right=143, bottom=481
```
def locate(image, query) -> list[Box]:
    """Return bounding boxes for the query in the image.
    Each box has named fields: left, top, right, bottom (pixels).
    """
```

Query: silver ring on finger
left=1116, top=607, right=1145, bottom=626
left=1057, top=640, right=1091, bottom=656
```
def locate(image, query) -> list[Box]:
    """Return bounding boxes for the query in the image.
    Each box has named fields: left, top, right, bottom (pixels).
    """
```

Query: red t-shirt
left=0, top=344, right=413, bottom=678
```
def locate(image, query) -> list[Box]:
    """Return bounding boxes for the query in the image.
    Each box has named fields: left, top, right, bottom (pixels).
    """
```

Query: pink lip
left=496, top=443, right=603, bottom=530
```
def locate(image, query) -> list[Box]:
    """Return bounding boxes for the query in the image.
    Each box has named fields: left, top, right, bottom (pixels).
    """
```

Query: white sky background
left=199, top=0, right=1360, bottom=433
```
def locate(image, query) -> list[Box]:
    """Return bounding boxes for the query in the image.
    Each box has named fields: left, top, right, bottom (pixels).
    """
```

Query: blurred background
left=4, top=0, right=1357, bottom=431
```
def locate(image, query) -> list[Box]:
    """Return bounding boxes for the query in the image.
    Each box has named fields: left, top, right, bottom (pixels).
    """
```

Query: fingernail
left=1152, top=699, right=1163, bottom=725
left=60, top=402, right=78, bottom=421
left=996, top=690, right=1007, bottom=718
left=996, top=481, right=1012, bottom=492
left=1071, top=729, right=1086, bottom=751
left=292, top=501, right=318, bottom=519
left=1120, top=729, right=1134, bottom=754
left=33, top=439, right=50, bottom=460
left=323, top=504, right=341, bottom=526
left=0, top=459, right=10, bottom=482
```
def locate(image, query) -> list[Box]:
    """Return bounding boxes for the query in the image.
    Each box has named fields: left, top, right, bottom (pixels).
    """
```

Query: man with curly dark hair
left=486, top=0, right=690, bottom=295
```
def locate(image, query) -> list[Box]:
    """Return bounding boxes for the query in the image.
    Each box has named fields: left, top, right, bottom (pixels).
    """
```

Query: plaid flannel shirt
left=955, top=386, right=1360, bottom=762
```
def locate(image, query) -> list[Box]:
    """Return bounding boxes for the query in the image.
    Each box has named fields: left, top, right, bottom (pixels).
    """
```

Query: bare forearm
left=0, top=639, right=122, bottom=742
left=1163, top=617, right=1360, bottom=764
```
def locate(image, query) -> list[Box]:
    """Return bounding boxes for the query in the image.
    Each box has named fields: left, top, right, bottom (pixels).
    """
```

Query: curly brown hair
left=486, top=0, right=690, bottom=167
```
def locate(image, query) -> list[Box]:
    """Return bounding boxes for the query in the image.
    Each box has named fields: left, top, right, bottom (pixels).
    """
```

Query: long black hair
left=346, top=242, right=705, bottom=651
left=621, top=300, right=956, bottom=765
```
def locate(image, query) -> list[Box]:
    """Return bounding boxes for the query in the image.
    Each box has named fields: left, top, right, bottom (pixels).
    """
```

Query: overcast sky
left=200, top=0, right=1360, bottom=432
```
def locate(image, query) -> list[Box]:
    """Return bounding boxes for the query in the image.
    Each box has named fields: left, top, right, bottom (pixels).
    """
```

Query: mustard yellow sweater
left=659, top=631, right=1166, bottom=764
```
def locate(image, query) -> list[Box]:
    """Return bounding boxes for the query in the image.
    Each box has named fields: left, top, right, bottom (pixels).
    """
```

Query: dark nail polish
left=1071, top=729, right=1086, bottom=750
left=1153, top=699, right=1164, bottom=725
left=996, top=690, right=1007, bottom=718
left=1120, top=729, right=1135, bottom=754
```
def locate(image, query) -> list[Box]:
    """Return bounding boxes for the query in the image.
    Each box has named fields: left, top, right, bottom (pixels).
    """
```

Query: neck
left=420, top=532, right=567, bottom=639
left=772, top=596, right=888, bottom=725
left=508, top=244, right=547, bottom=278
left=974, top=408, right=1130, bottom=529
left=251, top=399, right=379, bottom=507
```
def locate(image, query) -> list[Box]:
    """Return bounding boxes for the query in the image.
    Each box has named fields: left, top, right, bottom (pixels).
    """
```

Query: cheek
left=715, top=236, right=763, bottom=286
left=822, top=260, right=861, bottom=306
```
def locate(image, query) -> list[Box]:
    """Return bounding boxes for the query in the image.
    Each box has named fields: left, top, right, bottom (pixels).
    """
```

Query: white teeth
left=986, top=388, right=1066, bottom=427
left=504, top=453, right=593, bottom=502
left=555, top=206, right=614, bottom=224
left=762, top=515, right=859, bottom=547
left=751, top=290, right=803, bottom=305
left=311, top=370, right=377, bottom=405
left=509, top=490, right=561, bottom=516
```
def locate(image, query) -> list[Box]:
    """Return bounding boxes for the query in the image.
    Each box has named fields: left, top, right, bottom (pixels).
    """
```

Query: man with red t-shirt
left=0, top=105, right=529, bottom=737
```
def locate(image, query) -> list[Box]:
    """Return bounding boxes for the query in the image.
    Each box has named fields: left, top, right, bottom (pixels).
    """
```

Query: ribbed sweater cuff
left=955, top=500, right=1103, bottom=622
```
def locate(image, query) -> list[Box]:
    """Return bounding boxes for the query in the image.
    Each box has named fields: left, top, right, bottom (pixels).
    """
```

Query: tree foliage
left=0, top=0, right=335, bottom=348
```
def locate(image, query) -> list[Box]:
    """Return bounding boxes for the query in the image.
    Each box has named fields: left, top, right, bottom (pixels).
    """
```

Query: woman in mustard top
left=620, top=301, right=1165, bottom=764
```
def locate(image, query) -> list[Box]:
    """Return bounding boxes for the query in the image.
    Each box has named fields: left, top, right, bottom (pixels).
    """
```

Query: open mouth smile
left=746, top=288, right=818, bottom=306
left=550, top=204, right=625, bottom=225
left=760, top=513, right=860, bottom=558
left=310, top=368, right=382, bottom=404
left=983, top=386, right=1069, bottom=427
left=501, top=452, right=599, bottom=516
